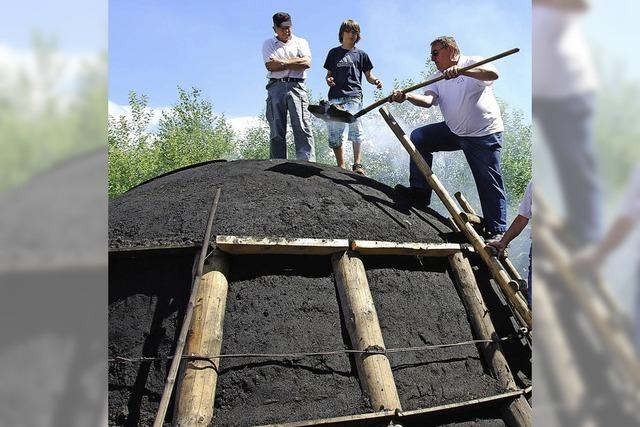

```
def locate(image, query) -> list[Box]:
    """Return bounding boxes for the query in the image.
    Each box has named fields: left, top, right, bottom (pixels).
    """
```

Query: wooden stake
left=448, top=252, right=532, bottom=427
left=379, top=106, right=531, bottom=330
left=331, top=251, right=402, bottom=412
left=153, top=188, right=222, bottom=427
left=175, top=250, right=229, bottom=426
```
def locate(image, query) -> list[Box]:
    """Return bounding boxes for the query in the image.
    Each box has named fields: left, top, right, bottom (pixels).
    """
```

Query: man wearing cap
left=392, top=35, right=507, bottom=240
left=262, top=12, right=315, bottom=161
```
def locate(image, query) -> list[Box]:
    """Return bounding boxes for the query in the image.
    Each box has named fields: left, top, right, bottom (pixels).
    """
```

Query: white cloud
left=107, top=100, right=168, bottom=131
left=0, top=43, right=101, bottom=112
left=108, top=100, right=262, bottom=137
left=227, top=115, right=263, bottom=136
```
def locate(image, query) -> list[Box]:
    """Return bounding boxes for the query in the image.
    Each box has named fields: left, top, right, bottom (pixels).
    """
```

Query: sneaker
left=394, top=184, right=430, bottom=205
left=352, top=163, right=366, bottom=175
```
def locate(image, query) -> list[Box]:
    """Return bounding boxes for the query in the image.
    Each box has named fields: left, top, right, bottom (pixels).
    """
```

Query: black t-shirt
left=323, top=46, right=373, bottom=99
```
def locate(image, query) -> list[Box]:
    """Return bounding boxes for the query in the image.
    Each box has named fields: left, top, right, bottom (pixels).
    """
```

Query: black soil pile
left=108, top=252, right=193, bottom=426
left=109, top=160, right=452, bottom=249
left=213, top=255, right=369, bottom=426
left=362, top=256, right=506, bottom=411
left=108, top=160, right=523, bottom=426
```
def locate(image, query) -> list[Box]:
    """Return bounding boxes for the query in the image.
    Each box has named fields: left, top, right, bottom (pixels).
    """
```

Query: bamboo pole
left=448, top=252, right=531, bottom=427
left=460, top=211, right=483, bottom=225
left=378, top=106, right=531, bottom=329
left=331, top=251, right=402, bottom=412
left=455, top=191, right=478, bottom=215
left=153, top=188, right=222, bottom=427
left=175, top=250, right=229, bottom=426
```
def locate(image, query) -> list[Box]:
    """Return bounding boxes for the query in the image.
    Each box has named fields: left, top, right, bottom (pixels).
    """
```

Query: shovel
left=309, top=47, right=520, bottom=123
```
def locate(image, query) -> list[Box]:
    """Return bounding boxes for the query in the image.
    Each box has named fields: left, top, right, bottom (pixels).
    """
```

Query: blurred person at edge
left=575, top=165, right=640, bottom=353
left=533, top=0, right=601, bottom=247
left=262, top=12, right=316, bottom=161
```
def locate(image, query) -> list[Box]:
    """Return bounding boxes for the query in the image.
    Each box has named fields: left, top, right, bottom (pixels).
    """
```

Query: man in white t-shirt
left=262, top=12, right=315, bottom=161
left=392, top=36, right=507, bottom=238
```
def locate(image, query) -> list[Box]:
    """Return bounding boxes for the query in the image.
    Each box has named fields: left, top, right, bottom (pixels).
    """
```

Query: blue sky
left=109, top=0, right=531, bottom=122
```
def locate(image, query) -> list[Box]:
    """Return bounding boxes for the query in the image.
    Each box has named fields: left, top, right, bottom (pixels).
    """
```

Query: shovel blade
left=308, top=102, right=356, bottom=124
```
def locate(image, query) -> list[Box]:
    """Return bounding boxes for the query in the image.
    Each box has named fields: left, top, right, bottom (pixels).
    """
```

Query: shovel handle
left=353, top=47, right=520, bottom=119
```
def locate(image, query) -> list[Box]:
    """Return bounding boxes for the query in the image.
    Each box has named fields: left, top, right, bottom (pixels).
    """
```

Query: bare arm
left=326, top=70, right=335, bottom=87
left=392, top=90, right=437, bottom=108
left=265, top=56, right=311, bottom=72
left=488, top=215, right=530, bottom=256
left=364, top=70, right=383, bottom=89
left=575, top=215, right=636, bottom=270
left=444, top=65, right=498, bottom=81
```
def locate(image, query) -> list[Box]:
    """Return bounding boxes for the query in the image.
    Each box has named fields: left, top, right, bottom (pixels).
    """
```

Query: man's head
left=273, top=12, right=292, bottom=42
left=338, top=19, right=361, bottom=45
left=430, top=36, right=460, bottom=71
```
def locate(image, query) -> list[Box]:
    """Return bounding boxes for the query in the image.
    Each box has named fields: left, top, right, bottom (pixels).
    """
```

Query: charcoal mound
left=109, top=160, right=523, bottom=426
left=109, top=159, right=452, bottom=249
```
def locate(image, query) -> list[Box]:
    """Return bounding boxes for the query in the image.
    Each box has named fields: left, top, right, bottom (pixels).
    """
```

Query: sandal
left=352, top=163, right=365, bottom=175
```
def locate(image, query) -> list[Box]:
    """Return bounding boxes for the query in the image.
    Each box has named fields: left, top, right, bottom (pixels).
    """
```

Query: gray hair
left=431, top=36, right=460, bottom=57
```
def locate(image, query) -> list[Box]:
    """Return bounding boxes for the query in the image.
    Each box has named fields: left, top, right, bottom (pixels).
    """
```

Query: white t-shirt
left=518, top=180, right=533, bottom=219
left=424, top=55, right=504, bottom=137
left=262, top=34, right=311, bottom=79
left=532, top=4, right=597, bottom=98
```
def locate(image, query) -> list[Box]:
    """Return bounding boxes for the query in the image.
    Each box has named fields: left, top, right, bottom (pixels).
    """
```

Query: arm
left=326, top=70, right=335, bottom=87
left=487, top=215, right=529, bottom=256
left=265, top=56, right=311, bottom=72
left=282, top=55, right=311, bottom=70
left=575, top=215, right=636, bottom=270
left=392, top=90, right=437, bottom=108
left=443, top=65, right=498, bottom=81
left=364, top=70, right=383, bottom=89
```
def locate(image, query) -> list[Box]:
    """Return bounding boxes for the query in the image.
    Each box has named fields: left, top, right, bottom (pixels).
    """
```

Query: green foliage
left=593, top=77, right=640, bottom=191
left=108, top=87, right=235, bottom=198
left=1, top=35, right=106, bottom=192
left=108, top=59, right=531, bottom=206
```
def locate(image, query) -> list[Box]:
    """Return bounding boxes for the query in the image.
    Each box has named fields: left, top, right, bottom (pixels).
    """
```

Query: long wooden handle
left=353, top=47, right=520, bottom=119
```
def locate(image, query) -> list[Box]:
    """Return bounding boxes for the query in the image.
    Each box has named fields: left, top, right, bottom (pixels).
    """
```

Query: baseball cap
left=273, top=12, right=292, bottom=28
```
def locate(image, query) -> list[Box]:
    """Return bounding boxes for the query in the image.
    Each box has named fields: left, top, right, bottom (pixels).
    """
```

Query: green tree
left=108, top=87, right=235, bottom=198
left=156, top=87, right=234, bottom=170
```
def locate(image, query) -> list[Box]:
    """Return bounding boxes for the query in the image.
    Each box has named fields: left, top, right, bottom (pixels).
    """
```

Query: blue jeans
left=266, top=80, right=315, bottom=161
left=533, top=93, right=601, bottom=245
left=409, top=121, right=507, bottom=234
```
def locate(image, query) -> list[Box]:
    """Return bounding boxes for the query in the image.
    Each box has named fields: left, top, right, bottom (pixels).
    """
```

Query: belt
left=270, top=77, right=304, bottom=83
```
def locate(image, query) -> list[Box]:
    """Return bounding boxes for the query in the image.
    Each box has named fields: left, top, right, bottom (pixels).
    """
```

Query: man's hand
left=326, top=76, right=336, bottom=87
left=266, top=56, right=287, bottom=71
left=391, top=90, right=406, bottom=103
left=373, top=79, right=383, bottom=90
left=486, top=238, right=507, bottom=258
left=443, top=65, right=460, bottom=80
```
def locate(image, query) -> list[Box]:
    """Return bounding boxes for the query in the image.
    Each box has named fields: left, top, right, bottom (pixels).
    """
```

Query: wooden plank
left=108, top=243, right=198, bottom=253
left=332, top=251, right=402, bottom=412
left=379, top=106, right=531, bottom=330
left=215, top=236, right=349, bottom=255
left=350, top=240, right=472, bottom=256
left=448, top=253, right=532, bottom=427
left=175, top=251, right=229, bottom=426
left=258, top=389, right=526, bottom=427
